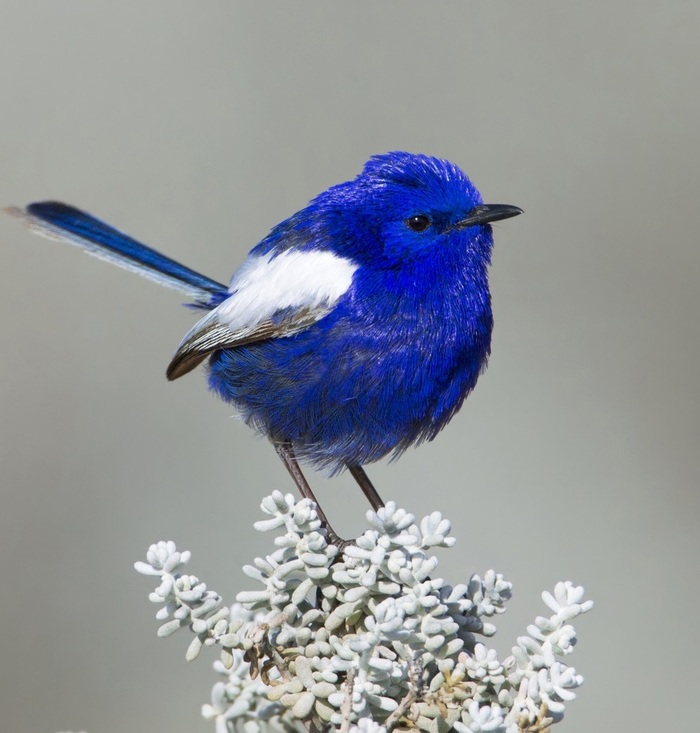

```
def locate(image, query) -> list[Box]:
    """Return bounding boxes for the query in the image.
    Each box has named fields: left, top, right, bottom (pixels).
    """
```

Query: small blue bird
left=7, top=152, right=521, bottom=542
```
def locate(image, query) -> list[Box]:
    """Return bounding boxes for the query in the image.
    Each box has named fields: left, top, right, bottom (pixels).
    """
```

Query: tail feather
left=6, top=201, right=228, bottom=308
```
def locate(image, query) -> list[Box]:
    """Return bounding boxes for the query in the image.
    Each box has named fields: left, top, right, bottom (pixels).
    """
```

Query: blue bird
left=7, top=152, right=521, bottom=543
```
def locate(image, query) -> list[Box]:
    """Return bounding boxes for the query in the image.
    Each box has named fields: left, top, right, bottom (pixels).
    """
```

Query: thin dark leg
left=274, top=442, right=347, bottom=547
left=347, top=464, right=385, bottom=512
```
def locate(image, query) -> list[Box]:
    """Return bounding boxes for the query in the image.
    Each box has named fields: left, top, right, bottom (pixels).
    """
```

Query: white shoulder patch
left=217, top=249, right=357, bottom=332
left=167, top=248, right=357, bottom=379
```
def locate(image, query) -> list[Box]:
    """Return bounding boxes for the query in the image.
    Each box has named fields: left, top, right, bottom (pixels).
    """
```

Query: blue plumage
left=8, top=152, right=521, bottom=539
left=209, top=225, right=494, bottom=470
left=22, top=201, right=228, bottom=307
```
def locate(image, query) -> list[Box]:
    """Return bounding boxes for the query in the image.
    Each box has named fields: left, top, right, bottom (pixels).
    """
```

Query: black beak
left=453, top=203, right=523, bottom=230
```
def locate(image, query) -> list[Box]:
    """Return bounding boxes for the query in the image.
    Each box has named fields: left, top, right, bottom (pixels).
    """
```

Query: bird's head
left=307, top=151, right=522, bottom=268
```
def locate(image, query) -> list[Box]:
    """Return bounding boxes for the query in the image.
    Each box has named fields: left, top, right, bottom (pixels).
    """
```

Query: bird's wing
left=166, top=248, right=358, bottom=380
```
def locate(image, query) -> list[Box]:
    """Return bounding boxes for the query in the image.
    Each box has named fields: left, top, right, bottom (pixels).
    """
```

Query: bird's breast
left=345, top=261, right=492, bottom=360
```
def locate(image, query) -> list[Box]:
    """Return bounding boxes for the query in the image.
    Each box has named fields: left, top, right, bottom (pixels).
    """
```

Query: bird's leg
left=347, top=464, right=385, bottom=512
left=274, top=442, right=348, bottom=548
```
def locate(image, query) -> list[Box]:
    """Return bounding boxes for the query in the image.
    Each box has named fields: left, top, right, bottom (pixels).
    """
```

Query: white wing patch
left=167, top=249, right=357, bottom=380
left=220, top=249, right=357, bottom=332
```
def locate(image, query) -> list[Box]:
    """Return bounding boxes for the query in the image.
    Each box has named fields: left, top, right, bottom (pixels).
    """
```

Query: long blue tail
left=6, top=201, right=228, bottom=309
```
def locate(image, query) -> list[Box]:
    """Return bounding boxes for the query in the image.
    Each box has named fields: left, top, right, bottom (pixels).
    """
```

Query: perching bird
left=7, top=152, right=521, bottom=543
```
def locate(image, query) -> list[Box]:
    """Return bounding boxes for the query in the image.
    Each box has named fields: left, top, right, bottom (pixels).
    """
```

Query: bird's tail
left=5, top=201, right=228, bottom=309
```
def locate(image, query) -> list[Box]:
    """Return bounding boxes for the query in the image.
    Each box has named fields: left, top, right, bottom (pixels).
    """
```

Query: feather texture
left=5, top=202, right=227, bottom=307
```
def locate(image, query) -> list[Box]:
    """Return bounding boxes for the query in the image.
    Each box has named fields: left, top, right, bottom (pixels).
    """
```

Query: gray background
left=1, top=3, right=698, bottom=732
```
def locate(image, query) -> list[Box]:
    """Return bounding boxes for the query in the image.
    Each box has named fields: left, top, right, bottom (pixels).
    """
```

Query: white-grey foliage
left=135, top=492, right=593, bottom=732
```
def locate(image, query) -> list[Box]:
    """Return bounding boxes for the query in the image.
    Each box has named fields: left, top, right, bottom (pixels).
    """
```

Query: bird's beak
left=453, top=204, right=523, bottom=230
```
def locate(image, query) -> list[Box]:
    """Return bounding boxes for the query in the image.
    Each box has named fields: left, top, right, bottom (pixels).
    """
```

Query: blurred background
left=1, top=3, right=698, bottom=732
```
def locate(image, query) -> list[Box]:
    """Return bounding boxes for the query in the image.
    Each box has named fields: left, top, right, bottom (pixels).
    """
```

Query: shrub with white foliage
left=135, top=492, right=592, bottom=732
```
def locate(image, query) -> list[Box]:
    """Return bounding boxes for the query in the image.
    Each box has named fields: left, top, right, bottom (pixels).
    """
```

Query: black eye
left=406, top=215, right=431, bottom=232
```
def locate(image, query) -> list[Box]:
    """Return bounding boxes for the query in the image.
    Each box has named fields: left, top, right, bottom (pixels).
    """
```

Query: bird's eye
left=406, top=215, right=431, bottom=232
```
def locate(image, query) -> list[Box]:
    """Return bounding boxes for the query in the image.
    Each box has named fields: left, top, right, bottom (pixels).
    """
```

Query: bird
left=6, top=152, right=521, bottom=544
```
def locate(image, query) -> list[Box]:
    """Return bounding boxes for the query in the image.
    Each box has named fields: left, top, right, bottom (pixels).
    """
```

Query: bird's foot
left=323, top=529, right=353, bottom=552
